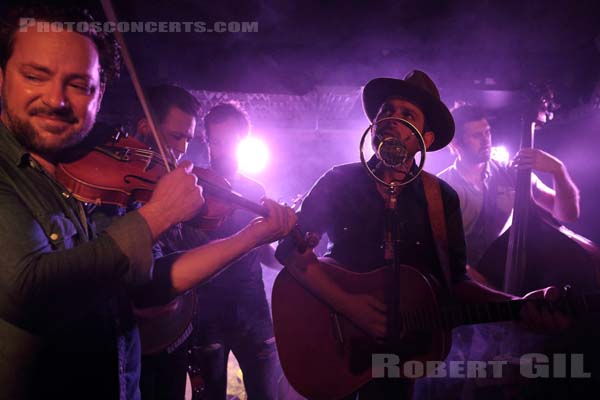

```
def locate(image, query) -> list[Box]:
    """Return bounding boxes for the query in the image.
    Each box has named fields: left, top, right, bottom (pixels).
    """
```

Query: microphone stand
left=383, top=181, right=401, bottom=342
left=358, top=117, right=427, bottom=344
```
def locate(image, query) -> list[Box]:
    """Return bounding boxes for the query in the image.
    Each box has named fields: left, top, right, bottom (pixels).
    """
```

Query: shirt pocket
left=36, top=212, right=79, bottom=250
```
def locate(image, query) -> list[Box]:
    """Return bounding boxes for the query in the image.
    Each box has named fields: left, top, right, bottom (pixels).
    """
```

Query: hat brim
left=362, top=77, right=454, bottom=151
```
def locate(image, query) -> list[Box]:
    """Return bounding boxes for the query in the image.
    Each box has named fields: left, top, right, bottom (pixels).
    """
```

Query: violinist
left=437, top=105, right=580, bottom=272
left=94, top=84, right=201, bottom=400
left=0, top=5, right=296, bottom=400
left=134, top=85, right=198, bottom=163
left=188, top=102, right=282, bottom=400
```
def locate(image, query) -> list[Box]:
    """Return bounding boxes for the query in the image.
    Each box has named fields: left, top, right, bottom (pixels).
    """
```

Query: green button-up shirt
left=0, top=121, right=154, bottom=399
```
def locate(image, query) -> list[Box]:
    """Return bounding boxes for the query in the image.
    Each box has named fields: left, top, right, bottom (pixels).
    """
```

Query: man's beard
left=476, top=147, right=491, bottom=163
left=1, top=94, right=93, bottom=157
left=460, top=144, right=490, bottom=165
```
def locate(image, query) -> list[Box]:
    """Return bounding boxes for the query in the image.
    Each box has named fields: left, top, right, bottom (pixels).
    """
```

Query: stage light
left=237, top=136, right=269, bottom=174
left=491, top=145, right=510, bottom=163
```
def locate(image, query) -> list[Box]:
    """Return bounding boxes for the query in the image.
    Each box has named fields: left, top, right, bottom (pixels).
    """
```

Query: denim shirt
left=278, top=156, right=468, bottom=286
left=0, top=122, right=154, bottom=400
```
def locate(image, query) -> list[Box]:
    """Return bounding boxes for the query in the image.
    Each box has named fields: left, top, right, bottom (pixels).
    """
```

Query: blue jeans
left=139, top=337, right=189, bottom=400
left=189, top=281, right=280, bottom=400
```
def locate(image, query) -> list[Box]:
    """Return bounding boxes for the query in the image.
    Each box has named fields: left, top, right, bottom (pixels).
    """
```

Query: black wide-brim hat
left=362, top=70, right=455, bottom=151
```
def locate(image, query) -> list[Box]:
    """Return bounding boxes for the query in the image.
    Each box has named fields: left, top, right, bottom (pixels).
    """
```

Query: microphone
left=377, top=136, right=409, bottom=168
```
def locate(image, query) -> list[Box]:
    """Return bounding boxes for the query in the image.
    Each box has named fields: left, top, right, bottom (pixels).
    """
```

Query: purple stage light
left=491, top=145, right=510, bottom=164
left=237, top=136, right=270, bottom=174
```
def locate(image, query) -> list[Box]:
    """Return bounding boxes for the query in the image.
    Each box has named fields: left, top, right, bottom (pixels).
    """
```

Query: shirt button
left=49, top=233, right=59, bottom=241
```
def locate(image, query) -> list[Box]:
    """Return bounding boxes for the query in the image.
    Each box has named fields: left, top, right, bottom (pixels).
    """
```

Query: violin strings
left=110, top=147, right=248, bottom=203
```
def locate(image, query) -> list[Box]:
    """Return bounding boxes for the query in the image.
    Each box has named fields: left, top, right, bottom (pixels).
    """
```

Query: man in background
left=189, top=102, right=282, bottom=400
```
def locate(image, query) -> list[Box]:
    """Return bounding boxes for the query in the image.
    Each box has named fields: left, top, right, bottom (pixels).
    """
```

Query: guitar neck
left=447, top=293, right=600, bottom=328
left=402, top=293, right=600, bottom=331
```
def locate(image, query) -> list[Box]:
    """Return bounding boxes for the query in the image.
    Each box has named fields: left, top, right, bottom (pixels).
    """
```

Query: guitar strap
left=421, top=171, right=452, bottom=289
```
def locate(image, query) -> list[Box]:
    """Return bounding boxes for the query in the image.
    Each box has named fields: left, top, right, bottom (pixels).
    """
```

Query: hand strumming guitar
left=340, top=294, right=388, bottom=340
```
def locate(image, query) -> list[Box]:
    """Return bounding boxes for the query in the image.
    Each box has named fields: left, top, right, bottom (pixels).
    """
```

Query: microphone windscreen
left=378, top=137, right=408, bottom=167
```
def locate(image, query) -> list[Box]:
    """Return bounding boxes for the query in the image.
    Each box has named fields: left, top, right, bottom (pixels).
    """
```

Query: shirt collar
left=366, top=154, right=421, bottom=178
left=483, top=161, right=491, bottom=181
left=0, top=120, right=32, bottom=167
left=453, top=158, right=491, bottom=186
left=365, top=154, right=425, bottom=202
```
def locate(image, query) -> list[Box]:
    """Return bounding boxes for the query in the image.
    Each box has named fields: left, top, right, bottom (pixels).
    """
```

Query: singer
left=274, top=70, right=569, bottom=400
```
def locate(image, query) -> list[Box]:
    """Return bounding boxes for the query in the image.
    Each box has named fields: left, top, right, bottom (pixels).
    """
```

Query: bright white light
left=491, top=145, right=510, bottom=164
left=237, top=136, right=269, bottom=174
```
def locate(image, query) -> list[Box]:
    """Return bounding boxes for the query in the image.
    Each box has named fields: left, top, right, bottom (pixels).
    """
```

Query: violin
left=85, top=0, right=304, bottom=358
left=56, top=129, right=269, bottom=231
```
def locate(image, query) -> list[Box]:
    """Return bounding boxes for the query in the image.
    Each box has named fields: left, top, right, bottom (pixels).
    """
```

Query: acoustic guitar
left=272, top=260, right=599, bottom=400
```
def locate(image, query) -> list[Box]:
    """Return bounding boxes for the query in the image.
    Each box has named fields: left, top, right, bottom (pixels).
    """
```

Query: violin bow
left=100, top=0, right=175, bottom=172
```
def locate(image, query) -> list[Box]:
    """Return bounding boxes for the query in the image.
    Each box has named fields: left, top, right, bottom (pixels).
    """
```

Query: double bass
left=473, top=84, right=600, bottom=396
left=476, top=85, right=600, bottom=296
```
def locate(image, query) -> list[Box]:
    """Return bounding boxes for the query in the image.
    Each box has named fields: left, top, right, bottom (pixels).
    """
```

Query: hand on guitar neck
left=520, top=285, right=571, bottom=333
left=453, top=279, right=571, bottom=334
left=465, top=266, right=571, bottom=332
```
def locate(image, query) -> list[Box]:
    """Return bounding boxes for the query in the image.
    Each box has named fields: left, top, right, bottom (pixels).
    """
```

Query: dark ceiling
left=6, top=0, right=599, bottom=109
left=97, top=0, right=600, bottom=242
left=103, top=0, right=600, bottom=107
left=3, top=0, right=600, bottom=241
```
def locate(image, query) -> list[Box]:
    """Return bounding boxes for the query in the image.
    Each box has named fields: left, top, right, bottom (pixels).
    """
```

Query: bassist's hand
left=512, top=148, right=563, bottom=175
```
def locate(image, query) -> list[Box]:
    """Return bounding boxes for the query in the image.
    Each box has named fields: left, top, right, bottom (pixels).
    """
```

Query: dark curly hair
left=451, top=105, right=489, bottom=141
left=0, top=4, right=121, bottom=85
left=144, top=84, right=201, bottom=124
